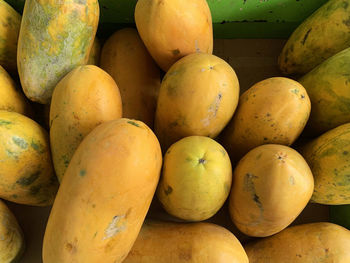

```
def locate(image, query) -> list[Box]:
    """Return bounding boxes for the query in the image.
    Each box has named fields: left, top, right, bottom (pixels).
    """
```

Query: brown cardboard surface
left=12, top=39, right=329, bottom=262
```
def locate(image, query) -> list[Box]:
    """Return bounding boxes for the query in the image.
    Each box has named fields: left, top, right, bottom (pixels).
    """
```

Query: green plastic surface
left=5, top=0, right=328, bottom=38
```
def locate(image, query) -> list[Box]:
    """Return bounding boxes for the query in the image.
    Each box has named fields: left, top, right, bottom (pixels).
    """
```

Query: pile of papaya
left=0, top=0, right=350, bottom=262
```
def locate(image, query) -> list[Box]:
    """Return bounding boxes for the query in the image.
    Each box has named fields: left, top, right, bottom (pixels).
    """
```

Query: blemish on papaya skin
left=79, top=169, right=86, bottom=177
left=127, top=121, right=140, bottom=127
left=65, top=242, right=77, bottom=253
left=0, top=120, right=12, bottom=125
left=164, top=185, right=173, bottom=195
left=12, top=136, right=28, bottom=149
left=102, top=215, right=126, bottom=240
left=198, top=158, right=207, bottom=164
left=343, top=151, right=348, bottom=155
left=16, top=171, right=40, bottom=186
left=289, top=176, right=295, bottom=185
left=179, top=249, right=192, bottom=260
left=5, top=149, right=18, bottom=160
left=93, top=232, right=97, bottom=238
left=31, top=140, right=45, bottom=154
left=244, top=173, right=263, bottom=211
left=301, top=28, right=312, bottom=45
left=29, top=184, right=41, bottom=196
left=172, top=49, right=180, bottom=56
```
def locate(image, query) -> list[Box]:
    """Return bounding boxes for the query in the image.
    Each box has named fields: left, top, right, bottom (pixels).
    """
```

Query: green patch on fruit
left=244, top=173, right=263, bottom=211
left=5, top=149, right=18, bottom=160
left=31, top=139, right=45, bottom=153
left=79, top=169, right=86, bottom=177
left=291, top=88, right=299, bottom=94
left=127, top=121, right=140, bottom=127
left=29, top=184, right=41, bottom=196
left=0, top=119, right=12, bottom=125
left=16, top=171, right=40, bottom=186
left=12, top=136, right=28, bottom=149
left=62, top=155, right=70, bottom=168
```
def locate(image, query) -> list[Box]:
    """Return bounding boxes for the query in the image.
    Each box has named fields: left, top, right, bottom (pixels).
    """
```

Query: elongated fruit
left=43, top=118, right=162, bottom=263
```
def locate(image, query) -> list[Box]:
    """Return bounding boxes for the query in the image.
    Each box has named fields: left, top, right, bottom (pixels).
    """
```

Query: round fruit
left=155, top=53, right=239, bottom=151
left=157, top=136, right=232, bottom=221
left=229, top=144, right=314, bottom=237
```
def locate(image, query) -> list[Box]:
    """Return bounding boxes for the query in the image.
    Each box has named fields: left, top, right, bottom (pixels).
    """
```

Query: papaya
left=43, top=118, right=162, bottom=263
left=300, top=123, right=350, bottom=204
left=299, top=47, right=350, bottom=136
left=157, top=136, right=232, bottom=221
left=50, top=65, right=122, bottom=182
left=124, top=220, right=249, bottom=263
left=0, top=65, right=32, bottom=117
left=87, top=38, right=101, bottom=66
left=135, top=0, right=213, bottom=71
left=0, top=0, right=21, bottom=73
left=229, top=144, right=314, bottom=237
left=155, top=53, right=239, bottom=151
left=279, top=0, right=350, bottom=75
left=245, top=222, right=350, bottom=263
left=17, top=0, right=99, bottom=104
left=330, top=205, right=350, bottom=230
left=0, top=200, right=25, bottom=263
left=0, top=110, right=58, bottom=206
left=100, top=28, right=161, bottom=128
left=220, top=77, right=310, bottom=163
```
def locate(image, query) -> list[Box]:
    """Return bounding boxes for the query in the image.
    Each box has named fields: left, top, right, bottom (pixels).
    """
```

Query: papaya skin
left=0, top=200, right=25, bottom=263
left=0, top=65, right=32, bottom=117
left=0, top=110, right=58, bottom=206
left=100, top=28, right=161, bottom=128
left=279, top=0, right=350, bottom=75
left=229, top=144, right=314, bottom=237
left=0, top=0, right=21, bottom=73
left=43, top=118, right=162, bottom=263
left=87, top=38, right=101, bottom=66
left=17, top=0, right=99, bottom=104
left=50, top=65, right=122, bottom=182
left=220, top=77, right=310, bottom=163
left=157, top=136, right=232, bottom=221
left=124, top=220, right=249, bottom=263
left=245, top=223, right=350, bottom=263
left=300, top=123, right=350, bottom=204
left=299, top=47, right=350, bottom=136
left=135, top=0, right=213, bottom=71
left=155, top=53, right=239, bottom=152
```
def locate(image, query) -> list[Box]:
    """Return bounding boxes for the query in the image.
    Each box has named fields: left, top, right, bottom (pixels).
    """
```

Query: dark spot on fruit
left=343, top=17, right=350, bottom=27
left=264, top=137, right=268, bottom=141
left=199, top=158, right=206, bottom=164
left=31, top=140, right=45, bottom=153
left=172, top=49, right=180, bottom=56
left=127, top=121, right=140, bottom=127
left=343, top=1, right=349, bottom=9
left=12, top=137, right=28, bottom=149
left=253, top=194, right=263, bottom=210
left=92, top=204, right=96, bottom=208
left=266, top=113, right=271, bottom=117
left=301, top=28, right=312, bottom=45
left=296, top=254, right=302, bottom=258
left=164, top=185, right=173, bottom=195
left=301, top=94, right=305, bottom=99
left=125, top=207, right=132, bottom=218
left=17, top=171, right=40, bottom=186
left=93, top=232, right=97, bottom=238
left=343, top=151, right=348, bottom=155
left=65, top=243, right=76, bottom=253
left=12, top=194, right=17, bottom=199
left=29, top=184, right=41, bottom=196
left=79, top=169, right=86, bottom=177
left=325, top=248, right=329, bottom=253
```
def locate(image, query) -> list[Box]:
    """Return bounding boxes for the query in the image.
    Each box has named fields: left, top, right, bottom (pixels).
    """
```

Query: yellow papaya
left=301, top=123, right=350, bottom=204
left=135, top=0, right=213, bottom=71
left=0, top=65, right=32, bottom=117
left=229, top=144, right=314, bottom=237
left=220, top=77, right=310, bottom=163
left=0, top=0, right=20, bottom=73
left=17, top=0, right=99, bottom=104
left=100, top=28, right=161, bottom=128
left=0, top=110, right=58, bottom=206
left=124, top=220, right=249, bottom=263
left=299, top=47, right=350, bottom=136
left=50, top=65, right=122, bottom=182
left=155, top=53, right=239, bottom=151
left=245, top=222, right=350, bottom=262
left=43, top=118, right=162, bottom=263
left=279, top=0, right=350, bottom=75
left=0, top=200, right=25, bottom=263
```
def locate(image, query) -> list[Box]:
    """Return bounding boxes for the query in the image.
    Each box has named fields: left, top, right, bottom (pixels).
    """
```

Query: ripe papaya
left=279, top=0, right=350, bottom=75
left=43, top=119, right=162, bottom=263
left=17, top=0, right=99, bottom=104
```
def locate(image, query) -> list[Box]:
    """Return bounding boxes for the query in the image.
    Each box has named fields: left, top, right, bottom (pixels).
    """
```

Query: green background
left=5, top=0, right=328, bottom=38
